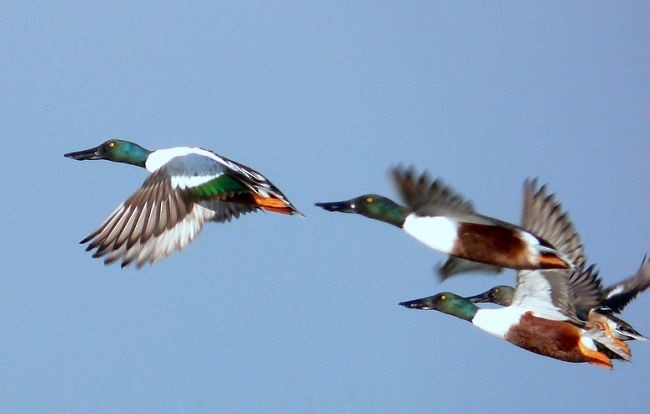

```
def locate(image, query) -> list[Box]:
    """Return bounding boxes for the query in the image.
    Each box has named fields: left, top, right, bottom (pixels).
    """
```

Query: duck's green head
left=315, top=194, right=407, bottom=227
left=399, top=292, right=478, bottom=322
left=465, top=285, right=515, bottom=307
left=65, top=139, right=151, bottom=168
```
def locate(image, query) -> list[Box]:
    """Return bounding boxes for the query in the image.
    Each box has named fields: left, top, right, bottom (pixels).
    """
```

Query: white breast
left=472, top=306, right=523, bottom=339
left=402, top=214, right=458, bottom=254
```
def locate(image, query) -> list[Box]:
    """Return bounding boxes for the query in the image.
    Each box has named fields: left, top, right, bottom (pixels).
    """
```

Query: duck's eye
left=494, top=288, right=499, bottom=293
left=108, top=141, right=116, bottom=149
left=365, top=196, right=374, bottom=203
left=440, top=294, right=447, bottom=301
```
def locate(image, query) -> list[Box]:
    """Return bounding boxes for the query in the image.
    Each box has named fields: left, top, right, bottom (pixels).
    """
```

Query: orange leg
left=578, top=340, right=612, bottom=370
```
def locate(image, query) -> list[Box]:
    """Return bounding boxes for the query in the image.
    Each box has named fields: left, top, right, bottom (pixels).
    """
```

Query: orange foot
left=578, top=340, right=612, bottom=370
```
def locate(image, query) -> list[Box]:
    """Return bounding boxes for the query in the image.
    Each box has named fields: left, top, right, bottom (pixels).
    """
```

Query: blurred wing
left=604, top=256, right=650, bottom=312
left=391, top=166, right=475, bottom=217
left=512, top=269, right=576, bottom=322
left=521, top=178, right=585, bottom=269
left=567, top=265, right=603, bottom=318
left=437, top=257, right=503, bottom=281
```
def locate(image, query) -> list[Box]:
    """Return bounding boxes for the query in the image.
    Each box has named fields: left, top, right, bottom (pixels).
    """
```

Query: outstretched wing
left=391, top=166, right=475, bottom=218
left=603, top=256, right=650, bottom=313
left=81, top=154, right=260, bottom=267
left=512, top=269, right=576, bottom=322
left=521, top=178, right=602, bottom=315
left=437, top=257, right=503, bottom=280
left=567, top=264, right=604, bottom=318
left=521, top=179, right=585, bottom=270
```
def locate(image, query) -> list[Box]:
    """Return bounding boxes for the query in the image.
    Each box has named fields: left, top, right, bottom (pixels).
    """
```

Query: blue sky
left=1, top=1, right=649, bottom=413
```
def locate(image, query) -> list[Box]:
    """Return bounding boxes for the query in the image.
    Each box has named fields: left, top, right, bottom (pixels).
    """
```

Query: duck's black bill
left=464, top=291, right=491, bottom=304
left=64, top=146, right=103, bottom=161
left=314, top=200, right=355, bottom=213
left=399, top=297, right=436, bottom=310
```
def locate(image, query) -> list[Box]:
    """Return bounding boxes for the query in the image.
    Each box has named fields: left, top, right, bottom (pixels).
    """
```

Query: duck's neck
left=367, top=200, right=408, bottom=228
left=443, top=299, right=479, bottom=323
left=119, top=143, right=152, bottom=168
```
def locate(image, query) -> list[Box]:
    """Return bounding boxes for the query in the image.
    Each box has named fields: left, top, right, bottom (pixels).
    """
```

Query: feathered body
left=66, top=139, right=301, bottom=268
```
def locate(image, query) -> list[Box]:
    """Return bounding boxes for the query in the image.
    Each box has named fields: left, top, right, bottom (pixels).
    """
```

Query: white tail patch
left=402, top=214, right=458, bottom=254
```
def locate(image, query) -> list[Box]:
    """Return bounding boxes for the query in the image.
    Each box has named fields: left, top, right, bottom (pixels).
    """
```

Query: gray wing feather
left=521, top=178, right=585, bottom=269
left=520, top=179, right=602, bottom=318
left=162, top=153, right=227, bottom=177
left=568, top=265, right=604, bottom=319
left=391, top=166, right=475, bottom=217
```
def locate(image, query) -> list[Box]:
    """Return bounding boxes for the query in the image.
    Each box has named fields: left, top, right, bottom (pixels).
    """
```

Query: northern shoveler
left=65, top=139, right=302, bottom=268
left=467, top=257, right=650, bottom=342
left=399, top=285, right=626, bottom=369
left=315, top=167, right=572, bottom=272
left=399, top=180, right=630, bottom=369
left=438, top=178, right=585, bottom=280
left=465, top=181, right=649, bottom=344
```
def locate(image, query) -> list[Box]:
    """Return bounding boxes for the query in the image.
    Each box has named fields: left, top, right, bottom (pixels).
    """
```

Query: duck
left=438, top=178, right=585, bottom=280
left=467, top=257, right=650, bottom=342
left=464, top=181, right=648, bottom=344
left=315, top=167, right=572, bottom=272
left=399, top=180, right=630, bottom=369
left=65, top=139, right=302, bottom=268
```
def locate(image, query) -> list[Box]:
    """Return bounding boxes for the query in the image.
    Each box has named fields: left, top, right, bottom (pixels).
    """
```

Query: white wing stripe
left=170, top=175, right=218, bottom=189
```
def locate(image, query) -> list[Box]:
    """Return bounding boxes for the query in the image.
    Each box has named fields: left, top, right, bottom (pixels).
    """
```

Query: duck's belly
left=505, top=312, right=588, bottom=363
left=403, top=215, right=535, bottom=269
left=454, top=222, right=532, bottom=268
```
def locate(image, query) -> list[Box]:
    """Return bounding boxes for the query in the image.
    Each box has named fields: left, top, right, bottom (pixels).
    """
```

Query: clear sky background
left=1, top=2, right=649, bottom=413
